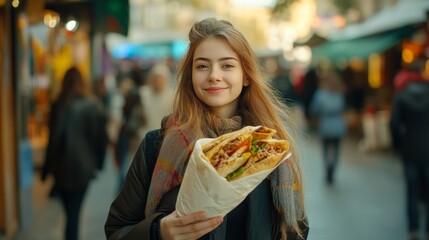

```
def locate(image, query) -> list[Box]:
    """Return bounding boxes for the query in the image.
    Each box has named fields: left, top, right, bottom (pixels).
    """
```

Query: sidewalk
left=14, top=148, right=118, bottom=240
left=12, top=133, right=408, bottom=240
left=302, top=132, right=407, bottom=240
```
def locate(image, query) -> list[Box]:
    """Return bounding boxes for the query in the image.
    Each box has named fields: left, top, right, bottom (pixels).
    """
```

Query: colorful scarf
left=145, top=116, right=304, bottom=235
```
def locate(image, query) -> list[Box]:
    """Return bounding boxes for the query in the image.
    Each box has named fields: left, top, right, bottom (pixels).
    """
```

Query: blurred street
left=302, top=131, right=407, bottom=240
left=11, top=131, right=408, bottom=240
left=2, top=0, right=429, bottom=239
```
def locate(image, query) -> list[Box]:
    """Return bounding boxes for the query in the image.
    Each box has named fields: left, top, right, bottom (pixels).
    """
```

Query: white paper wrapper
left=176, top=137, right=292, bottom=218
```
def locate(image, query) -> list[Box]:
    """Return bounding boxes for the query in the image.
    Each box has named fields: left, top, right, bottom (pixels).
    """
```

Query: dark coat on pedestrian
left=42, top=94, right=108, bottom=191
left=104, top=129, right=309, bottom=240
left=390, top=81, right=429, bottom=165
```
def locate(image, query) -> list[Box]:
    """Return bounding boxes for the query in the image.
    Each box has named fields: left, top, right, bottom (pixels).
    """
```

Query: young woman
left=105, top=18, right=308, bottom=240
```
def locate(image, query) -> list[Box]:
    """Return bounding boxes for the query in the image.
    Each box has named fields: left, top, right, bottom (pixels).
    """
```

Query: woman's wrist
left=150, top=215, right=164, bottom=240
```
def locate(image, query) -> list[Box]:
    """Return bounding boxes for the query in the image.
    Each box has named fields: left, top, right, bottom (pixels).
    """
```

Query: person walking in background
left=116, top=76, right=146, bottom=190
left=390, top=58, right=429, bottom=240
left=41, top=67, right=108, bottom=240
left=140, top=63, right=174, bottom=134
left=93, top=74, right=111, bottom=108
left=269, top=62, right=297, bottom=106
left=301, top=66, right=319, bottom=125
left=309, top=69, right=346, bottom=185
left=105, top=18, right=308, bottom=240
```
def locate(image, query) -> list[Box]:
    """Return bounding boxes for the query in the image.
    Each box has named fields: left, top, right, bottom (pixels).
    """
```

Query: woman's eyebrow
left=194, top=57, right=239, bottom=62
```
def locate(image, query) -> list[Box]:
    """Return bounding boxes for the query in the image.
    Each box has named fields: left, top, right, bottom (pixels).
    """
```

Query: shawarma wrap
left=175, top=125, right=291, bottom=218
left=201, top=126, right=289, bottom=181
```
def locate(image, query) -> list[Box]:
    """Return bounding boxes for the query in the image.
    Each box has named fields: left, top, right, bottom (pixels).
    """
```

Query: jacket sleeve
left=104, top=136, right=163, bottom=239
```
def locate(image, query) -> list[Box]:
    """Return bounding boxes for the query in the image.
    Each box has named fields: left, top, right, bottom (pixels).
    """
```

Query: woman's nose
left=208, top=67, right=221, bottom=82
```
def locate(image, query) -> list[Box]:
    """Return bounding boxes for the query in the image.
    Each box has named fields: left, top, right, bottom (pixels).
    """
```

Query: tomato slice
left=229, top=140, right=250, bottom=156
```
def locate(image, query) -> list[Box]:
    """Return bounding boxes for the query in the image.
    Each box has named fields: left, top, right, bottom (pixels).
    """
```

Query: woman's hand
left=159, top=211, right=223, bottom=240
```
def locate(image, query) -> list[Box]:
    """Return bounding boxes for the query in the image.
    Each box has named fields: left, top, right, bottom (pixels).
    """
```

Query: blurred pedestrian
left=390, top=58, right=429, bottom=240
left=309, top=69, right=346, bottom=185
left=41, top=67, right=108, bottom=240
left=301, top=65, right=320, bottom=132
left=93, top=74, right=110, bottom=108
left=140, top=63, right=174, bottom=134
left=116, top=77, right=146, bottom=190
left=105, top=18, right=308, bottom=240
left=302, top=66, right=319, bottom=120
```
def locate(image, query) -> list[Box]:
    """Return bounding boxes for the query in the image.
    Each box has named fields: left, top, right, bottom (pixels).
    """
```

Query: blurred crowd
left=101, top=60, right=176, bottom=190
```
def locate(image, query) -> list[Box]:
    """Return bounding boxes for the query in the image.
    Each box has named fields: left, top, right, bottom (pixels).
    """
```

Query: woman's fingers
left=177, top=216, right=223, bottom=239
left=160, top=211, right=223, bottom=240
left=169, top=211, right=207, bottom=226
left=173, top=214, right=223, bottom=235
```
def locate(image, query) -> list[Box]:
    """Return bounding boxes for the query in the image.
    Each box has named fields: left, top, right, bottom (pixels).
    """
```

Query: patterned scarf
left=145, top=116, right=304, bottom=236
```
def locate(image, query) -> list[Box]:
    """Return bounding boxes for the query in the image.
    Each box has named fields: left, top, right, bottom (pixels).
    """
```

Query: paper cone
left=176, top=138, right=291, bottom=218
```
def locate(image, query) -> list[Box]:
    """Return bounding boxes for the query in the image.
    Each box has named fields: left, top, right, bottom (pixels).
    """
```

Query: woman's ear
left=243, top=78, right=250, bottom=86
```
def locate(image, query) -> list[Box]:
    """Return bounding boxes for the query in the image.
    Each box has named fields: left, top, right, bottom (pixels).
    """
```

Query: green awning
left=312, top=25, right=417, bottom=61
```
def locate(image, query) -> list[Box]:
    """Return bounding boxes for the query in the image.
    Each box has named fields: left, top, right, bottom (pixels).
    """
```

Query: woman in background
left=310, top=69, right=346, bottom=185
left=42, top=67, right=108, bottom=240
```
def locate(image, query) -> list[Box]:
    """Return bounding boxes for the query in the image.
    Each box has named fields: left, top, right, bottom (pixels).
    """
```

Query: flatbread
left=231, top=139, right=289, bottom=181
left=203, top=126, right=275, bottom=159
left=203, top=126, right=254, bottom=159
left=232, top=150, right=287, bottom=181
left=252, top=126, right=276, bottom=140
left=200, top=125, right=288, bottom=181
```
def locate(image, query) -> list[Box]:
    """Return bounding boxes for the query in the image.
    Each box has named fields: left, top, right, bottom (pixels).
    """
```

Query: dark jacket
left=390, top=81, right=429, bottom=164
left=42, top=94, right=108, bottom=190
left=105, top=130, right=309, bottom=240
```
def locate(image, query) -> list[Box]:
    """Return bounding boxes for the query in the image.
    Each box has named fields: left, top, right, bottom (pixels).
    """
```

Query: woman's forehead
left=193, top=38, right=239, bottom=61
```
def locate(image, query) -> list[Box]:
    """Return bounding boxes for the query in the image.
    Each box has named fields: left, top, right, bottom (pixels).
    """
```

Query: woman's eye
left=196, top=64, right=208, bottom=69
left=223, top=64, right=234, bottom=68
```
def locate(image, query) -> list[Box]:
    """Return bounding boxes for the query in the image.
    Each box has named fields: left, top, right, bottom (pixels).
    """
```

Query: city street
left=13, top=132, right=408, bottom=240
left=302, top=132, right=407, bottom=240
left=2, top=1, right=429, bottom=239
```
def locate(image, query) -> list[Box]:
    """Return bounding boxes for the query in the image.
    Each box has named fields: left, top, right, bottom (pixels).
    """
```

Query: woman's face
left=192, top=38, right=248, bottom=118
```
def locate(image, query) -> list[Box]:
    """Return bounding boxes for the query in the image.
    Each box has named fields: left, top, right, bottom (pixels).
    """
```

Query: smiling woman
left=105, top=18, right=309, bottom=240
left=192, top=38, right=246, bottom=118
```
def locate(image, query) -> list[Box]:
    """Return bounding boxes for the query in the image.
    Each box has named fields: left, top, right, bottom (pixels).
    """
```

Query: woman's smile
left=204, top=87, right=228, bottom=93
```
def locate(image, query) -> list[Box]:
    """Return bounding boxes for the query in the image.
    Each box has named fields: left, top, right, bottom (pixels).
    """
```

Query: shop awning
left=294, top=32, right=327, bottom=48
left=312, top=25, right=417, bottom=61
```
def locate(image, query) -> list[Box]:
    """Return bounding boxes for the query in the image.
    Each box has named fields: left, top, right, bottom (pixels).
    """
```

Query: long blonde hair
left=173, top=18, right=305, bottom=237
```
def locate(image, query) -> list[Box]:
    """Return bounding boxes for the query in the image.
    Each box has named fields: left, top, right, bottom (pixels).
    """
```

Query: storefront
left=0, top=0, right=19, bottom=237
left=311, top=10, right=429, bottom=151
left=1, top=1, right=92, bottom=237
left=1, top=0, right=129, bottom=237
left=10, top=1, right=93, bottom=231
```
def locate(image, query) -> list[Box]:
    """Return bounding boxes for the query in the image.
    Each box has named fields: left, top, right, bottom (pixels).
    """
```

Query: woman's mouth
left=204, top=87, right=226, bottom=93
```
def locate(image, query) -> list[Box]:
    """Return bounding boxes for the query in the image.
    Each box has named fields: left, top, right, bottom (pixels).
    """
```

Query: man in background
left=390, top=58, right=429, bottom=240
